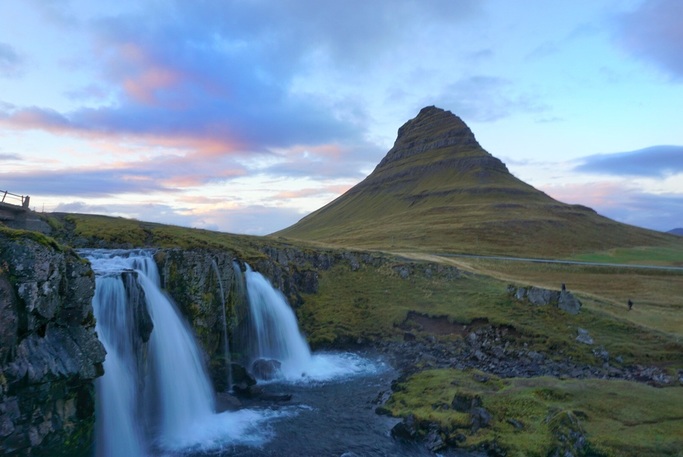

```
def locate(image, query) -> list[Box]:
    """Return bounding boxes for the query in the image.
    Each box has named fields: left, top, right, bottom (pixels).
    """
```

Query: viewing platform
left=0, top=190, right=50, bottom=233
left=0, top=190, right=30, bottom=221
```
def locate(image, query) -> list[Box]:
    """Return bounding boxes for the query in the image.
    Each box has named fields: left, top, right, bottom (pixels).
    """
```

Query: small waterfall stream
left=210, top=258, right=233, bottom=392
left=244, top=265, right=312, bottom=379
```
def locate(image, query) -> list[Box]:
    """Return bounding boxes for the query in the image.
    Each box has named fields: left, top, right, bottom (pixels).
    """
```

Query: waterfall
left=92, top=271, right=146, bottom=457
left=244, top=265, right=312, bottom=379
left=85, top=249, right=380, bottom=456
left=84, top=249, right=215, bottom=455
left=211, top=259, right=233, bottom=392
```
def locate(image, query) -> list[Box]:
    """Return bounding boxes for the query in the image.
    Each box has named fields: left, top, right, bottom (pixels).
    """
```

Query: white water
left=85, top=250, right=286, bottom=456
left=140, top=272, right=215, bottom=447
left=92, top=272, right=146, bottom=457
left=86, top=250, right=385, bottom=456
left=244, top=266, right=379, bottom=383
left=245, top=265, right=313, bottom=379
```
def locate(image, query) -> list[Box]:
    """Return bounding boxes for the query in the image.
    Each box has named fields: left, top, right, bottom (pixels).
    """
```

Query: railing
left=0, top=190, right=30, bottom=208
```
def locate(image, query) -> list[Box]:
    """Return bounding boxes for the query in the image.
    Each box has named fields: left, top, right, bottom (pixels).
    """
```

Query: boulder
left=510, top=285, right=581, bottom=314
left=558, top=291, right=582, bottom=314
left=470, top=406, right=493, bottom=433
left=575, top=328, right=593, bottom=345
left=526, top=287, right=560, bottom=306
left=251, top=358, right=282, bottom=380
left=391, top=414, right=419, bottom=441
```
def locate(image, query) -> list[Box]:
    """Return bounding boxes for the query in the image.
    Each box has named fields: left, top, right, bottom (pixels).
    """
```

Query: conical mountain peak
left=275, top=106, right=672, bottom=257
left=378, top=106, right=481, bottom=168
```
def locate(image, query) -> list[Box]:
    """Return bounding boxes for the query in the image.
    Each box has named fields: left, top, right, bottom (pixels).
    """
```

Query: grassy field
left=300, top=256, right=683, bottom=368
left=422, top=255, right=683, bottom=341
left=570, top=245, right=683, bottom=266
left=386, top=369, right=683, bottom=457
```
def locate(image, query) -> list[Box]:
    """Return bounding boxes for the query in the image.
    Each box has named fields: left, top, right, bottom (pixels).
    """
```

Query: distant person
left=627, top=299, right=633, bottom=311
left=561, top=283, right=566, bottom=291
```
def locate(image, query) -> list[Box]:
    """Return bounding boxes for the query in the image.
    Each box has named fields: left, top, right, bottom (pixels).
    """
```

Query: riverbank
left=372, top=326, right=683, bottom=456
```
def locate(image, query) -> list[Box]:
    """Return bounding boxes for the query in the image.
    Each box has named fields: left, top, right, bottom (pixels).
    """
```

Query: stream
left=177, top=352, right=481, bottom=457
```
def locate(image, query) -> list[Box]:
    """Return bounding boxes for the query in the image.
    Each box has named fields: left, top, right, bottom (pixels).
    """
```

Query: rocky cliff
left=0, top=230, right=105, bottom=456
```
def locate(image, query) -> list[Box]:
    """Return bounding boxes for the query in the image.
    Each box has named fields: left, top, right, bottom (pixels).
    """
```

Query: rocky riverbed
left=378, top=322, right=681, bottom=386
left=365, top=318, right=683, bottom=456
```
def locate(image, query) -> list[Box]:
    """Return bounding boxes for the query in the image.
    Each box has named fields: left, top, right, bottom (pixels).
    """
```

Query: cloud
left=197, top=205, right=305, bottom=235
left=0, top=42, right=23, bottom=78
left=435, top=76, right=547, bottom=122
left=0, top=152, right=21, bottom=161
left=614, top=0, right=683, bottom=79
left=0, top=149, right=248, bottom=198
left=52, top=200, right=201, bottom=228
left=1, top=168, right=172, bottom=197
left=261, top=142, right=383, bottom=180
left=574, top=145, right=683, bottom=177
left=541, top=181, right=683, bottom=232
left=2, top=0, right=486, bottom=157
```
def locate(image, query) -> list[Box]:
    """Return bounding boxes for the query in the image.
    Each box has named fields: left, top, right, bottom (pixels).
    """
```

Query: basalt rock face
left=379, top=106, right=481, bottom=165
left=369, top=105, right=509, bottom=190
left=152, top=246, right=390, bottom=389
left=0, top=232, right=105, bottom=456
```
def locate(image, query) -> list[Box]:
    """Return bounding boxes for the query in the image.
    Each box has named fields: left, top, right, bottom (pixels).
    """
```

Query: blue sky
left=1, top=0, right=681, bottom=234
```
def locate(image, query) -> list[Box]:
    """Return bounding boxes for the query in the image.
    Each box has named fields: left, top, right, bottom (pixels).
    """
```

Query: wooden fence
left=0, top=189, right=30, bottom=208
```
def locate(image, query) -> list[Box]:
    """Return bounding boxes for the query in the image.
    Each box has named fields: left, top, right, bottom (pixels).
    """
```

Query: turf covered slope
left=274, top=106, right=676, bottom=257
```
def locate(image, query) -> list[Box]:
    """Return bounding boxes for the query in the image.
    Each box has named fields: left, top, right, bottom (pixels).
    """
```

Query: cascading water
left=244, top=265, right=312, bottom=379
left=86, top=249, right=215, bottom=454
left=210, top=258, right=233, bottom=392
left=85, top=249, right=398, bottom=456
left=92, top=269, right=146, bottom=457
left=85, top=249, right=289, bottom=456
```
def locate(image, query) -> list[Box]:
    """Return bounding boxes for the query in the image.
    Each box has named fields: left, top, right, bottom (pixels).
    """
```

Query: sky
left=0, top=0, right=682, bottom=235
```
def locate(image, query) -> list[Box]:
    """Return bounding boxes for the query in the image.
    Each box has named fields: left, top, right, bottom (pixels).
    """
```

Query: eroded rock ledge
left=0, top=232, right=105, bottom=456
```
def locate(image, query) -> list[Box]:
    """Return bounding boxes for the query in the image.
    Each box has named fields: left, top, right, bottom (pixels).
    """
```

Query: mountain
left=274, top=106, right=678, bottom=257
left=669, top=228, right=683, bottom=236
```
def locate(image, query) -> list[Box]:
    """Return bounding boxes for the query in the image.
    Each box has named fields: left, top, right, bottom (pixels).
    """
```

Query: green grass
left=0, top=224, right=66, bottom=251
left=433, top=255, right=683, bottom=341
left=51, top=213, right=288, bottom=262
left=386, top=368, right=683, bottom=456
left=571, top=245, right=683, bottom=266
left=301, top=257, right=683, bottom=368
left=274, top=133, right=681, bottom=258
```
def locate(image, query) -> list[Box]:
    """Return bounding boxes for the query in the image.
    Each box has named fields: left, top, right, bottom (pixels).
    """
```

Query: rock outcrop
left=508, top=285, right=582, bottom=315
left=0, top=230, right=105, bottom=456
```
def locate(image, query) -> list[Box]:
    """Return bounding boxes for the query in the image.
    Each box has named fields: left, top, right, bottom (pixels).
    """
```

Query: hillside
left=274, top=106, right=678, bottom=257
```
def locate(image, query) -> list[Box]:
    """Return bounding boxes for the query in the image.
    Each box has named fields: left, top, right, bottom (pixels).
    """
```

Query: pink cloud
left=540, top=181, right=632, bottom=209
left=123, top=66, right=184, bottom=105
left=273, top=184, right=352, bottom=200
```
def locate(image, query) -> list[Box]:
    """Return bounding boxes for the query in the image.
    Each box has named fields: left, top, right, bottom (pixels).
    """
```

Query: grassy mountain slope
left=274, top=106, right=678, bottom=257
